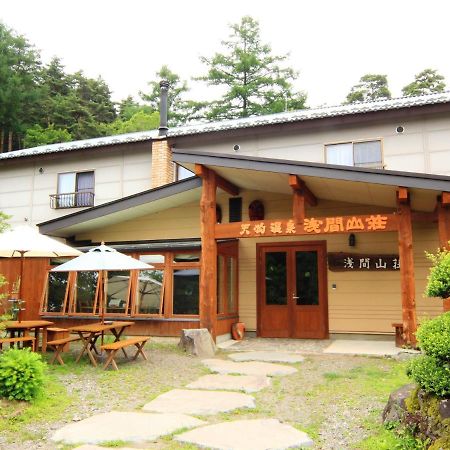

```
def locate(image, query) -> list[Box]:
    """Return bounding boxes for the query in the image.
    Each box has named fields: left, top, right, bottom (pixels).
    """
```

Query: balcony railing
left=50, top=191, right=95, bottom=209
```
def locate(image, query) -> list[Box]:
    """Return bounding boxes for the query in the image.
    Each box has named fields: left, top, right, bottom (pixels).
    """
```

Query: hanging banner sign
left=328, top=253, right=400, bottom=271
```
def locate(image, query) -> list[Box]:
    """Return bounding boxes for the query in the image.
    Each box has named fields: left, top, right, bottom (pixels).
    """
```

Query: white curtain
left=326, top=143, right=353, bottom=166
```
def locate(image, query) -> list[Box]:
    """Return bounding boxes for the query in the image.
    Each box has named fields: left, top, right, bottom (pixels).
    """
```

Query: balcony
left=50, top=191, right=95, bottom=209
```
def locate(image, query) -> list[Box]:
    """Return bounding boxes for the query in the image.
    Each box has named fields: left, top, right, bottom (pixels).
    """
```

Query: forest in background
left=0, top=16, right=447, bottom=152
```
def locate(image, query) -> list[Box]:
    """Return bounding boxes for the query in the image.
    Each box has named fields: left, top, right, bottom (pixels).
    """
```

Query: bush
left=416, top=312, right=450, bottom=360
left=425, top=247, right=450, bottom=299
left=0, top=348, right=46, bottom=401
left=407, top=355, right=450, bottom=396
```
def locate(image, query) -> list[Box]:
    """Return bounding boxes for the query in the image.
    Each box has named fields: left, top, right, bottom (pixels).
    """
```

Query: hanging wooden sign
left=328, top=253, right=400, bottom=271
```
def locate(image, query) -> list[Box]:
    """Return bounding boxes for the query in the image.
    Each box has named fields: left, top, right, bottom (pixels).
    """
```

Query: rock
left=439, top=399, right=450, bottom=419
left=382, top=384, right=416, bottom=423
left=178, top=328, right=216, bottom=357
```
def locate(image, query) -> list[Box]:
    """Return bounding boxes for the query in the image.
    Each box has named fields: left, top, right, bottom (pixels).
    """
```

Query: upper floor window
left=325, top=140, right=383, bottom=169
left=50, top=171, right=95, bottom=209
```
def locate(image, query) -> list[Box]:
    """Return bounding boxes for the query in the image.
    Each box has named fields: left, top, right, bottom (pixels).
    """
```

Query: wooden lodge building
left=1, top=90, right=450, bottom=345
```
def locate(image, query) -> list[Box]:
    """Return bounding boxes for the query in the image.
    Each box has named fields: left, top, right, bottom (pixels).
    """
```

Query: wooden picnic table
left=4, top=320, right=54, bottom=352
left=68, top=321, right=134, bottom=367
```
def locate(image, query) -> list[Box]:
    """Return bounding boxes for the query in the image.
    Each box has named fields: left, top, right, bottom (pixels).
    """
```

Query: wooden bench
left=101, top=337, right=150, bottom=370
left=0, top=336, right=35, bottom=352
left=47, top=327, right=71, bottom=352
left=47, top=336, right=83, bottom=365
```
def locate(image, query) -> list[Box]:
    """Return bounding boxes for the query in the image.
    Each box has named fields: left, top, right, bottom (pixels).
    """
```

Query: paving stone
left=228, top=351, right=304, bottom=363
left=175, top=418, right=314, bottom=449
left=186, top=374, right=271, bottom=393
left=202, top=358, right=297, bottom=377
left=142, top=388, right=255, bottom=415
left=51, top=411, right=205, bottom=444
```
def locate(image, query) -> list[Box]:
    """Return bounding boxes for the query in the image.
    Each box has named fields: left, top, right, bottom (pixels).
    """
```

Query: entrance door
left=257, top=242, right=328, bottom=339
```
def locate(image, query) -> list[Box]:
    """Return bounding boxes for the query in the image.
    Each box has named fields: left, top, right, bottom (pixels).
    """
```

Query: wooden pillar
left=437, top=193, right=450, bottom=311
left=397, top=188, right=418, bottom=346
left=198, top=166, right=217, bottom=338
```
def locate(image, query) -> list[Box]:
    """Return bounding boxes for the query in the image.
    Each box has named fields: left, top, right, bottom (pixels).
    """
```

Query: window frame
left=324, top=138, right=384, bottom=169
left=217, top=241, right=239, bottom=317
left=54, top=170, right=95, bottom=208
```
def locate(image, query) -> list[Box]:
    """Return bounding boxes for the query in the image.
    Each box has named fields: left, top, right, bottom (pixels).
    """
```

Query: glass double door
left=257, top=242, right=328, bottom=339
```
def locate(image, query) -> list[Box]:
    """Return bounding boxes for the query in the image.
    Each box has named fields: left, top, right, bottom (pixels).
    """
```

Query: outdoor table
left=68, top=321, right=134, bottom=367
left=5, top=320, right=55, bottom=352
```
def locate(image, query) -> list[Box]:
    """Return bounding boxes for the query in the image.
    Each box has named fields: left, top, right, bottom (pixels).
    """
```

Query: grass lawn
left=0, top=341, right=420, bottom=449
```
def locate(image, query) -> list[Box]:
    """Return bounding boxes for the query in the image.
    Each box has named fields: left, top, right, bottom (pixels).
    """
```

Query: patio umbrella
left=51, top=243, right=153, bottom=323
left=0, top=225, right=81, bottom=321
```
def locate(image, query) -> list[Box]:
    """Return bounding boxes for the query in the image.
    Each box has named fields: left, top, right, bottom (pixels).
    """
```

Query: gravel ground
left=0, top=337, right=409, bottom=450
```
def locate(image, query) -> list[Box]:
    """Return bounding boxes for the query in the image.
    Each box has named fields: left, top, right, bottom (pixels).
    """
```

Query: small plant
left=424, top=247, right=450, bottom=299
left=407, top=313, right=450, bottom=396
left=0, top=348, right=46, bottom=401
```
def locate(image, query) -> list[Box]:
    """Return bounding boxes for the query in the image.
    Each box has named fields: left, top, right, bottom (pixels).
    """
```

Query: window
left=217, top=242, right=239, bottom=315
left=325, top=140, right=383, bottom=169
left=51, top=171, right=95, bottom=208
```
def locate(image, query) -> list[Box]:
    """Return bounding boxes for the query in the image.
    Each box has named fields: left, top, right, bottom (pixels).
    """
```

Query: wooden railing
left=50, top=191, right=95, bottom=209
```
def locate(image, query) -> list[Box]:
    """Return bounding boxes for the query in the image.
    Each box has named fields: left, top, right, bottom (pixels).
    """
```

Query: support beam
left=199, top=166, right=217, bottom=339
left=195, top=164, right=239, bottom=196
left=288, top=175, right=317, bottom=207
left=397, top=189, right=417, bottom=346
left=292, top=190, right=305, bottom=224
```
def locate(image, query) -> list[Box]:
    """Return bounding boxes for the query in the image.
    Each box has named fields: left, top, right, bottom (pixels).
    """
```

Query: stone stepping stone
left=187, top=374, right=271, bottom=393
left=142, top=388, right=255, bottom=415
left=51, top=411, right=205, bottom=444
left=175, top=418, right=314, bottom=449
left=228, top=351, right=304, bottom=364
left=203, top=358, right=297, bottom=377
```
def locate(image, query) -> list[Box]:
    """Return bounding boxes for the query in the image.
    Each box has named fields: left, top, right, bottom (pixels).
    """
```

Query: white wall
left=177, top=114, right=450, bottom=176
left=0, top=143, right=152, bottom=227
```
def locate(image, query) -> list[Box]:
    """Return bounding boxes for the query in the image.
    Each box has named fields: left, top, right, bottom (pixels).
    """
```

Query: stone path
left=175, top=418, right=314, bottom=449
left=228, top=350, right=305, bottom=363
left=202, top=358, right=298, bottom=376
left=51, top=411, right=205, bottom=444
left=142, top=388, right=255, bottom=415
left=53, top=350, right=312, bottom=449
left=187, top=373, right=271, bottom=393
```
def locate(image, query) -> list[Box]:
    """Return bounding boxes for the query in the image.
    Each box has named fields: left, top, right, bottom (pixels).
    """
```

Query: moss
left=429, top=437, right=450, bottom=450
left=405, top=386, right=421, bottom=413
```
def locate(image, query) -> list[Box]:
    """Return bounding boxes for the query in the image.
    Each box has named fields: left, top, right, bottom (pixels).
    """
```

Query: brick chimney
left=151, top=80, right=174, bottom=188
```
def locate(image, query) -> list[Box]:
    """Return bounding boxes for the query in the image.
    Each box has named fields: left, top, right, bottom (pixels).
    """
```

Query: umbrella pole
left=18, top=251, right=25, bottom=323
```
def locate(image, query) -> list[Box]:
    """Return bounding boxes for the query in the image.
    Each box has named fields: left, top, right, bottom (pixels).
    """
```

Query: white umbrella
left=0, top=225, right=81, bottom=321
left=51, top=243, right=153, bottom=322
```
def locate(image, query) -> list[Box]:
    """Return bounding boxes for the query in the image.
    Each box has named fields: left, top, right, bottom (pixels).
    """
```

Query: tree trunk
left=8, top=131, right=13, bottom=152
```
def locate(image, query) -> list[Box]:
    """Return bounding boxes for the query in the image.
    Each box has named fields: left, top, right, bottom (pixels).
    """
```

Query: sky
left=2, top=0, right=450, bottom=108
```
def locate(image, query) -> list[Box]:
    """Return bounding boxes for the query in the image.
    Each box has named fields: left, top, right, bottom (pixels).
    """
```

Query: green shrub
left=0, top=348, right=46, bottom=401
left=416, top=312, right=450, bottom=360
left=407, top=355, right=450, bottom=396
left=425, top=247, right=450, bottom=299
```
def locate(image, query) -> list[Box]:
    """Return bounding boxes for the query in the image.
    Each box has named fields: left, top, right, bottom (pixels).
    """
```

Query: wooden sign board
left=328, top=253, right=400, bottom=271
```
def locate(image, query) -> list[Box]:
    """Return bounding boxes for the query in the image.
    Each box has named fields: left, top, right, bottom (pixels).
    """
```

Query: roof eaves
left=38, top=176, right=202, bottom=234
left=173, top=150, right=450, bottom=192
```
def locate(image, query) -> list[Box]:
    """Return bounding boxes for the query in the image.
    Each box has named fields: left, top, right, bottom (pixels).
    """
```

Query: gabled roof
left=39, top=177, right=202, bottom=237
left=39, top=151, right=450, bottom=238
left=2, top=92, right=450, bottom=161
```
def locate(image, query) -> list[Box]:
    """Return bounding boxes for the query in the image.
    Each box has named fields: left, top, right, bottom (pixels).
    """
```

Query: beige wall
left=0, top=143, right=152, bottom=227
left=73, top=189, right=443, bottom=335
left=177, top=114, right=450, bottom=176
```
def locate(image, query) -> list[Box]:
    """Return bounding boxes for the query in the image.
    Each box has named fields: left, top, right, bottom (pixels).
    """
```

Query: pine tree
left=197, top=16, right=306, bottom=120
left=346, top=74, right=391, bottom=104
left=402, top=69, right=446, bottom=97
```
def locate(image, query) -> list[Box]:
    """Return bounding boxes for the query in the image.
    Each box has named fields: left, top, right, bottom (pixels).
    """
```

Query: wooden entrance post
left=437, top=192, right=450, bottom=311
left=196, top=165, right=218, bottom=338
left=397, top=187, right=418, bottom=346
